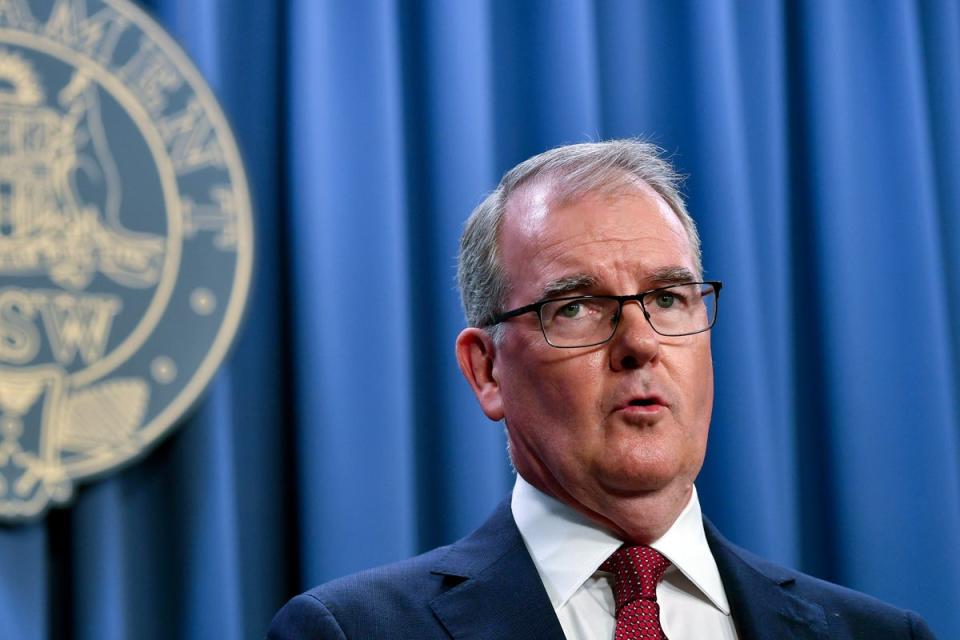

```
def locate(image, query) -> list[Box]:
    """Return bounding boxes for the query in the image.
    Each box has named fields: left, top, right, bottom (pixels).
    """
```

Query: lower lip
left=617, top=404, right=666, bottom=416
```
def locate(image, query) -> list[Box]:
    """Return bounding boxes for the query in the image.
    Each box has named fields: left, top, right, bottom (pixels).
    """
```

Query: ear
left=455, top=327, right=505, bottom=421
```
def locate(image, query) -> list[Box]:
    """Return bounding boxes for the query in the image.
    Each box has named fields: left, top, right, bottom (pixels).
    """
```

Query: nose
left=608, top=300, right=660, bottom=371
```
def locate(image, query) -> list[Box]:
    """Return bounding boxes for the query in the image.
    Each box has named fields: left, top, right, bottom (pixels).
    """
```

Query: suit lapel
left=427, top=500, right=833, bottom=640
left=704, top=519, right=829, bottom=640
left=429, top=499, right=566, bottom=640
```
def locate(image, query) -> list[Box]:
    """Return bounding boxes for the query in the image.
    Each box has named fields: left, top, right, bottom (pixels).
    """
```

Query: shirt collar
left=511, top=474, right=730, bottom=614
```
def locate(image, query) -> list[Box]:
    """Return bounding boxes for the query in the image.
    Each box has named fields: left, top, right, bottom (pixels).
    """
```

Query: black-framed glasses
left=488, top=281, right=722, bottom=348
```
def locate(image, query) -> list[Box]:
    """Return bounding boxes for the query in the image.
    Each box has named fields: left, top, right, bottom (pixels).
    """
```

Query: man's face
left=489, top=182, right=713, bottom=537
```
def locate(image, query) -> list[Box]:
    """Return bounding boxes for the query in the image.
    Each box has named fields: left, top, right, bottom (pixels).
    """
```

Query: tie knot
left=600, top=545, right=671, bottom=610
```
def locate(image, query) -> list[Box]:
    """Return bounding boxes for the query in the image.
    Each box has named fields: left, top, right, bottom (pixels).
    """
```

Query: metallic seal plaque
left=0, top=0, right=253, bottom=521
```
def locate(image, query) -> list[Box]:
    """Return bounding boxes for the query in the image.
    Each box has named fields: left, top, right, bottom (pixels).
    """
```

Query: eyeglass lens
left=539, top=283, right=718, bottom=347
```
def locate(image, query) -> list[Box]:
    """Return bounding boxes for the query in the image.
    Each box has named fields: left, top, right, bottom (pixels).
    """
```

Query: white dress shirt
left=511, top=475, right=739, bottom=640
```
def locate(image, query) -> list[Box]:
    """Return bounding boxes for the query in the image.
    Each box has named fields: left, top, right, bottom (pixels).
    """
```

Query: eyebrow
left=540, top=274, right=598, bottom=299
left=538, top=266, right=698, bottom=300
left=646, top=266, right=699, bottom=287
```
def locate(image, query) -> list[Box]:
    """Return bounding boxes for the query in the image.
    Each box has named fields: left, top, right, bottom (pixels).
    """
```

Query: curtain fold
left=0, top=1, right=957, bottom=638
left=287, top=0, right=421, bottom=587
left=399, top=1, right=515, bottom=550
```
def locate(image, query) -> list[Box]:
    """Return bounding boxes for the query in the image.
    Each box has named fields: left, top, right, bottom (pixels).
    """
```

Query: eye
left=655, top=293, right=676, bottom=309
left=545, top=297, right=606, bottom=323
left=556, top=301, right=583, bottom=319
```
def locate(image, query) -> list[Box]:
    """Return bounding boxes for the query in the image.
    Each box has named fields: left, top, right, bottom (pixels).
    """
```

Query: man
left=269, top=140, right=936, bottom=639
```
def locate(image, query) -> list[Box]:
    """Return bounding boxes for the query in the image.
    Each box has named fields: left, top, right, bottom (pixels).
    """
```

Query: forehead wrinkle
left=538, top=264, right=696, bottom=301
left=526, top=231, right=654, bottom=266
left=527, top=239, right=691, bottom=298
left=531, top=231, right=681, bottom=274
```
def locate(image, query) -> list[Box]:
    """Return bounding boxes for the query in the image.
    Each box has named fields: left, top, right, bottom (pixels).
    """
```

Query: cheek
left=669, top=341, right=714, bottom=423
left=539, top=351, right=609, bottom=418
left=691, top=348, right=714, bottom=408
left=498, top=349, right=607, bottom=435
left=688, top=350, right=714, bottom=446
left=502, top=366, right=585, bottom=423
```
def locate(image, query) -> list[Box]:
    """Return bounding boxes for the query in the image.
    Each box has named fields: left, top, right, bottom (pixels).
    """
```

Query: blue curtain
left=2, top=1, right=958, bottom=638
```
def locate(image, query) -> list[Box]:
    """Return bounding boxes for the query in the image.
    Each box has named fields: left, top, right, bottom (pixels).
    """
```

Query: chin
left=595, top=464, right=680, bottom=495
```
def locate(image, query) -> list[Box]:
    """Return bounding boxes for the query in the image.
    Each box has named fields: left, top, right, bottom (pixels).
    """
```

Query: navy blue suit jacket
left=267, top=499, right=936, bottom=639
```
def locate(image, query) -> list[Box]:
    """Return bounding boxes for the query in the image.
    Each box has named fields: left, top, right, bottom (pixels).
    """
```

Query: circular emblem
left=0, top=0, right=253, bottom=521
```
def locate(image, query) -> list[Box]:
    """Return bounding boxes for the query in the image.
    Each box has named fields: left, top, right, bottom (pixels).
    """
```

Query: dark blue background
left=2, top=1, right=958, bottom=638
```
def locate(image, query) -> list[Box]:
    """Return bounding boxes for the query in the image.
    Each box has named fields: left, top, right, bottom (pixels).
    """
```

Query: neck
left=519, top=468, right=693, bottom=545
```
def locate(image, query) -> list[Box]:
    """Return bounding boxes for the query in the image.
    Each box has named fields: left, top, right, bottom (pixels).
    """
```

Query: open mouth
left=618, top=395, right=666, bottom=413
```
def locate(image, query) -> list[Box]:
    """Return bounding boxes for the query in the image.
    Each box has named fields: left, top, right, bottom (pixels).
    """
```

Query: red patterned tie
left=601, top=546, right=671, bottom=640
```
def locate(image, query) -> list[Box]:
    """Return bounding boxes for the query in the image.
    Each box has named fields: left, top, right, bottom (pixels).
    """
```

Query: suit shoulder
left=268, top=545, right=460, bottom=639
left=268, top=499, right=521, bottom=638
left=267, top=592, right=346, bottom=640
left=310, top=544, right=455, bottom=606
left=715, top=536, right=936, bottom=638
left=786, top=568, right=937, bottom=638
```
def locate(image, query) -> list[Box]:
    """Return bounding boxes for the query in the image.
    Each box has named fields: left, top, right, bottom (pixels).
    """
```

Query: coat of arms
left=0, top=0, right=253, bottom=521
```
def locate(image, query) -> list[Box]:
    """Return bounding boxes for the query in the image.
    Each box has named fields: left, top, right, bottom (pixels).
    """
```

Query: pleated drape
left=1, top=1, right=957, bottom=638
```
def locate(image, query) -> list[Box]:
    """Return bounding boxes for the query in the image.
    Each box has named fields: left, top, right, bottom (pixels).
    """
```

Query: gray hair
left=457, top=139, right=702, bottom=335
